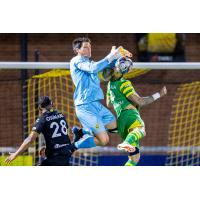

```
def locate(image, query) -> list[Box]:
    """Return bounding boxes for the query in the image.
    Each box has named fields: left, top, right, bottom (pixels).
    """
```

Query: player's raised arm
left=74, top=58, right=109, bottom=74
left=127, top=86, right=167, bottom=107
left=74, top=47, right=131, bottom=74
left=5, top=131, right=38, bottom=164
left=71, top=37, right=132, bottom=74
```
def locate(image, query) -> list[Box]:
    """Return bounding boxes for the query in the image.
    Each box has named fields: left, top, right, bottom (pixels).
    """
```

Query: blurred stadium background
left=0, top=33, right=199, bottom=166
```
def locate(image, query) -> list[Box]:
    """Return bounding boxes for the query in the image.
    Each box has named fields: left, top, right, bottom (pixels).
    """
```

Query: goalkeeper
left=70, top=37, right=132, bottom=149
left=102, top=60, right=167, bottom=166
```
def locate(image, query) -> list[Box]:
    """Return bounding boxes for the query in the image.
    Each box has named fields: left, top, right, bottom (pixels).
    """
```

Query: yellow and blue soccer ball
left=115, top=57, right=133, bottom=74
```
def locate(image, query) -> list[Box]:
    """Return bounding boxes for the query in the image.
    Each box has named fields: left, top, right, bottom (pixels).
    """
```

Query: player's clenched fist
left=160, top=86, right=167, bottom=97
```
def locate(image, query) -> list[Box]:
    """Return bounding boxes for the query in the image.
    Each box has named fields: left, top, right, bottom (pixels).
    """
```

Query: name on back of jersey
left=46, top=113, right=64, bottom=121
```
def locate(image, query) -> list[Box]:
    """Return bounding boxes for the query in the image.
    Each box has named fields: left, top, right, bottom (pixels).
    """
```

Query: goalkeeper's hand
left=106, top=46, right=132, bottom=63
left=118, top=46, right=132, bottom=58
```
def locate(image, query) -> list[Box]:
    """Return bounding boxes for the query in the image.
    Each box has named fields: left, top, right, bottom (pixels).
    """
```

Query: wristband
left=152, top=92, right=160, bottom=100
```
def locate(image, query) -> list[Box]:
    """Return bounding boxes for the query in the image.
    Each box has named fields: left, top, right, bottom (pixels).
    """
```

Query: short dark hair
left=38, top=96, right=52, bottom=108
left=102, top=68, right=114, bottom=81
left=72, top=37, right=91, bottom=54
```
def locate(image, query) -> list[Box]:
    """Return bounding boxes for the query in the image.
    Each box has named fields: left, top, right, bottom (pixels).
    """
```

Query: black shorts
left=40, top=155, right=70, bottom=166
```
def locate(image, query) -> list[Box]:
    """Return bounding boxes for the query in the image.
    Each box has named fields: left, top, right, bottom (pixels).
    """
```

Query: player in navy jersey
left=5, top=96, right=78, bottom=166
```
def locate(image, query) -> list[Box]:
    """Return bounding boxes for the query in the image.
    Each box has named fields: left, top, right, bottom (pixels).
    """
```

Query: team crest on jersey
left=95, top=124, right=99, bottom=129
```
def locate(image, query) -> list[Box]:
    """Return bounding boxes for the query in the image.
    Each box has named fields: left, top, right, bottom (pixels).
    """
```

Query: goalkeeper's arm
left=127, top=86, right=167, bottom=107
left=4, top=131, right=38, bottom=164
left=76, top=46, right=132, bottom=74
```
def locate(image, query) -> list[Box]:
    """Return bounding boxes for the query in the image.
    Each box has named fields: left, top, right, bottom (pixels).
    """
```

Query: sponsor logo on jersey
left=95, top=124, right=99, bottom=129
left=116, top=101, right=123, bottom=107
left=54, top=143, right=68, bottom=149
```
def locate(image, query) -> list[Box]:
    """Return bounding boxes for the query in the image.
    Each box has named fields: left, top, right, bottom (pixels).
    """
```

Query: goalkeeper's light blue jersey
left=70, top=55, right=109, bottom=106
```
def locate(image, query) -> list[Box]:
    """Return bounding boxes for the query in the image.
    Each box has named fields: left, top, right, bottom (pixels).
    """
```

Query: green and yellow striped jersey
left=107, top=78, right=139, bottom=117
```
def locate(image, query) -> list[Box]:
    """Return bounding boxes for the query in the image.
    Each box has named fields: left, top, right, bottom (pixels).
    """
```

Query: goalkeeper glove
left=106, top=46, right=132, bottom=63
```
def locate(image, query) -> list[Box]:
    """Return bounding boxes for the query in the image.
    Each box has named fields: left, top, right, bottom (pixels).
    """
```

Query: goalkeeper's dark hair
left=72, top=37, right=91, bottom=54
left=38, top=96, right=53, bottom=109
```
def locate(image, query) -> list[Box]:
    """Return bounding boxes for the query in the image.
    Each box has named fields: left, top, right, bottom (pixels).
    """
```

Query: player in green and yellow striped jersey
left=102, top=65, right=167, bottom=166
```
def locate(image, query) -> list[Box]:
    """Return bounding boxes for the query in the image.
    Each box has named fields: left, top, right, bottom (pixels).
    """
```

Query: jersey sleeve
left=32, top=117, right=45, bottom=134
left=119, top=80, right=136, bottom=98
left=76, top=58, right=109, bottom=74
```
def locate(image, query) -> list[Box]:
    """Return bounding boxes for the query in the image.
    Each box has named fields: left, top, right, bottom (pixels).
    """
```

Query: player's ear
left=73, top=48, right=79, bottom=55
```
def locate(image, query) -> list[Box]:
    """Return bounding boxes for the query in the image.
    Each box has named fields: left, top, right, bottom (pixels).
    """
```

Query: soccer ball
left=115, top=57, right=133, bottom=74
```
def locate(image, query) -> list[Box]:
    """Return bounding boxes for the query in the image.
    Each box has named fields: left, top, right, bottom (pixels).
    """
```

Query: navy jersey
left=32, top=110, right=71, bottom=157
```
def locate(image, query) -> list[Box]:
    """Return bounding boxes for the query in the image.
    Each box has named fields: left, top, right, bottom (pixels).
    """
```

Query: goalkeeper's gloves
left=106, top=46, right=132, bottom=64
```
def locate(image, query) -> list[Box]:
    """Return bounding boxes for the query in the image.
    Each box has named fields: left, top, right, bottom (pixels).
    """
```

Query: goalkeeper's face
left=77, top=42, right=91, bottom=58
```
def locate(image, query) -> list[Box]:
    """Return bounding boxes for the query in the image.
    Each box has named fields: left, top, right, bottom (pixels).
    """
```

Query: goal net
left=0, top=62, right=199, bottom=166
left=166, top=81, right=200, bottom=166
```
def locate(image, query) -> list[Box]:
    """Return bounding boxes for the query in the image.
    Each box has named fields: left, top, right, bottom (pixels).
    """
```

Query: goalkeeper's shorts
left=75, top=101, right=115, bottom=134
left=117, top=109, right=145, bottom=140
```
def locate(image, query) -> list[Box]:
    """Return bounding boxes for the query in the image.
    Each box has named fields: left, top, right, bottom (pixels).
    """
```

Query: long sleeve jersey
left=70, top=55, right=110, bottom=106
